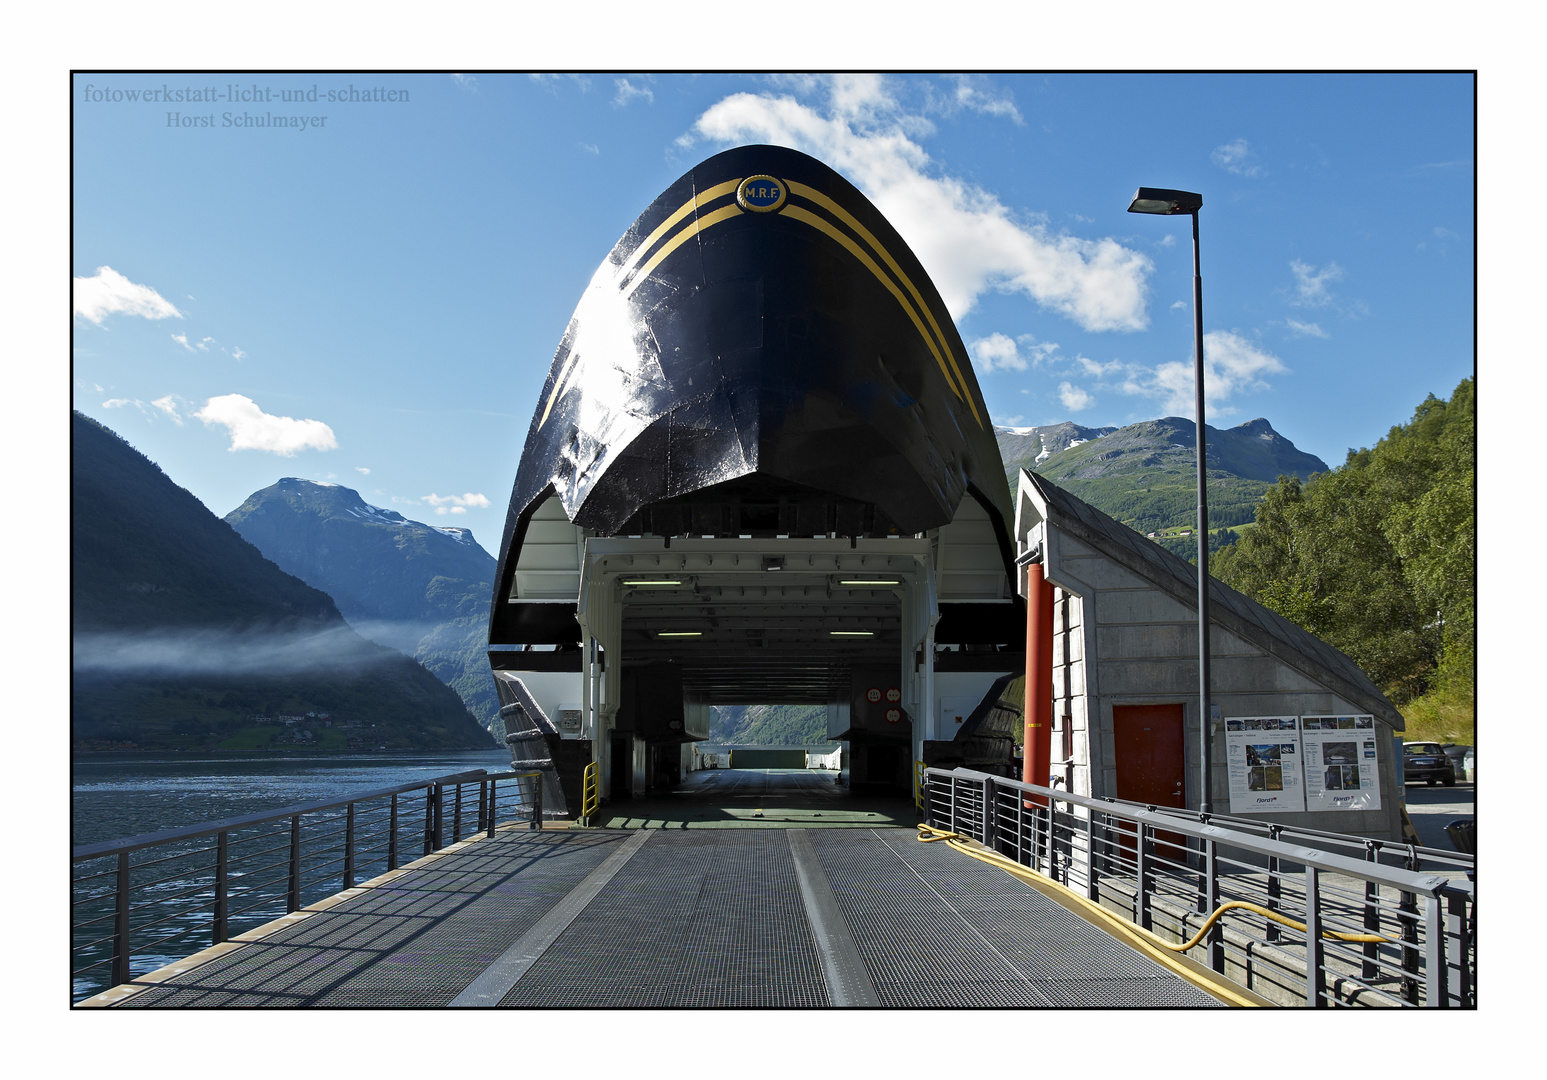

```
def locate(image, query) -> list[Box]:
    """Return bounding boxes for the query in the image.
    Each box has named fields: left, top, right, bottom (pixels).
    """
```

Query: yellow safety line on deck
left=916, top=824, right=1272, bottom=1008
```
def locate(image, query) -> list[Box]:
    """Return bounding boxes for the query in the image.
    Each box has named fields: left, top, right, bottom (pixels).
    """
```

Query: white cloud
left=1285, top=318, right=1328, bottom=339
left=970, top=332, right=1064, bottom=374
left=683, top=77, right=1153, bottom=331
left=197, top=336, right=214, bottom=351
left=1434, top=226, right=1460, bottom=241
left=925, top=75, right=1023, bottom=123
left=150, top=396, right=183, bottom=424
left=193, top=394, right=338, bottom=456
left=970, top=332, right=1025, bottom=372
left=423, top=492, right=490, bottom=512
left=1075, top=356, right=1124, bottom=377
left=1157, top=234, right=1175, bottom=247
left=172, top=333, right=192, bottom=350
left=231, top=346, right=246, bottom=361
left=355, top=466, right=371, bottom=475
left=579, top=142, right=600, bottom=155
left=1058, top=382, right=1095, bottom=412
left=1170, top=300, right=1187, bottom=310
left=451, top=73, right=477, bottom=92
left=1118, top=330, right=1287, bottom=417
left=74, top=266, right=184, bottom=324
left=1211, top=138, right=1263, bottom=177
left=101, top=395, right=185, bottom=424
left=613, top=78, right=654, bottom=107
left=1288, top=259, right=1344, bottom=307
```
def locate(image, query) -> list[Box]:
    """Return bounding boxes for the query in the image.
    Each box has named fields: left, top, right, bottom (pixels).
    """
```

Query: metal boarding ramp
left=72, top=767, right=1470, bottom=1008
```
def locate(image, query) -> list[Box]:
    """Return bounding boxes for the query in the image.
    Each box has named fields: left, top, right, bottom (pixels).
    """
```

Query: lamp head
left=1127, top=187, right=1203, bottom=215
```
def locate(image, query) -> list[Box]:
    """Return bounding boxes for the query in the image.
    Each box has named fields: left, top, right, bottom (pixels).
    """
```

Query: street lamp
left=1128, top=186, right=1212, bottom=815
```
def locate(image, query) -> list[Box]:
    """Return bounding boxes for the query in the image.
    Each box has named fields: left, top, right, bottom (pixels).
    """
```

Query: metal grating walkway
left=109, top=826, right=1222, bottom=1008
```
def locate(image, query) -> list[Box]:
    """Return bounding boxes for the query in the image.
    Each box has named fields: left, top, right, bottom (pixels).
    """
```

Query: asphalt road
left=1402, top=781, right=1475, bottom=850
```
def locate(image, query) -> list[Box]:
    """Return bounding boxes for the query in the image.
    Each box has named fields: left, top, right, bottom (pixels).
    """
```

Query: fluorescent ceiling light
left=830, top=630, right=875, bottom=636
left=621, top=579, right=682, bottom=586
left=657, top=631, right=702, bottom=637
left=838, top=579, right=900, bottom=586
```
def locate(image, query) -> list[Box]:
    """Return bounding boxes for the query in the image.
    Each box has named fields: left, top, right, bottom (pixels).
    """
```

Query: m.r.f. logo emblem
left=736, top=175, right=787, bottom=213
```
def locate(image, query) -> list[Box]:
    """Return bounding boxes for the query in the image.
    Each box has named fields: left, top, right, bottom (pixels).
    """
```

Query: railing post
left=287, top=815, right=302, bottom=913
left=487, top=778, right=497, bottom=838
left=1015, top=783, right=1026, bottom=866
left=949, top=775, right=960, bottom=837
left=981, top=777, right=995, bottom=847
left=1266, top=824, right=1282, bottom=944
left=423, top=787, right=435, bottom=856
left=388, top=793, right=400, bottom=871
left=1087, top=810, right=1100, bottom=902
left=1136, top=823, right=1152, bottom=931
left=1446, top=889, right=1472, bottom=1008
left=213, top=831, right=229, bottom=945
left=453, top=784, right=463, bottom=845
left=1426, top=894, right=1447, bottom=1008
left=478, top=780, right=488, bottom=834
left=343, top=803, right=356, bottom=891
left=434, top=783, right=445, bottom=851
left=1305, top=866, right=1325, bottom=1007
left=531, top=774, right=543, bottom=830
left=1400, top=844, right=1420, bottom=1005
left=112, top=852, right=131, bottom=987
left=1362, top=841, right=1381, bottom=981
left=1205, top=836, right=1224, bottom=973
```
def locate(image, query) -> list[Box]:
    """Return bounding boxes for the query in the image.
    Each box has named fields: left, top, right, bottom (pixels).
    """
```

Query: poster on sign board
left=1224, top=716, right=1305, bottom=813
left=1301, top=716, right=1382, bottom=812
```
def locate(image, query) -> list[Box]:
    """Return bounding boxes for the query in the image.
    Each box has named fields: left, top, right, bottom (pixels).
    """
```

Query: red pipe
left=1023, top=562, right=1055, bottom=807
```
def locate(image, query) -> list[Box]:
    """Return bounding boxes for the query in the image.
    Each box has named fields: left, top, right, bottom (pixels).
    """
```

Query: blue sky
left=72, top=72, right=1473, bottom=552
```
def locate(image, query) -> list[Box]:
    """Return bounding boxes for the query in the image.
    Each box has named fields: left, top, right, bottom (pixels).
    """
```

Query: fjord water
left=72, top=749, right=513, bottom=846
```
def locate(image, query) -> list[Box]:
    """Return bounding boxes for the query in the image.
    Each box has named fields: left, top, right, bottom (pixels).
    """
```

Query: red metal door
left=1113, top=704, right=1187, bottom=808
left=1112, top=704, right=1187, bottom=860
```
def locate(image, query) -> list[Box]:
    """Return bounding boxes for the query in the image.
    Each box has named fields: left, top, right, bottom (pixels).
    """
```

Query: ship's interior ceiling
left=620, top=572, right=902, bottom=703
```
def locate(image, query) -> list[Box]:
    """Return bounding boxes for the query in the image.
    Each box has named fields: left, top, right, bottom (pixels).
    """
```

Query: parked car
left=1402, top=741, right=1456, bottom=786
left=1441, top=744, right=1472, bottom=782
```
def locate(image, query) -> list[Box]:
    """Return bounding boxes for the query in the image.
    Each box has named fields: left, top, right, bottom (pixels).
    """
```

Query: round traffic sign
left=866, top=687, right=882, bottom=703
left=884, top=687, right=901, bottom=703
left=885, top=708, right=901, bottom=724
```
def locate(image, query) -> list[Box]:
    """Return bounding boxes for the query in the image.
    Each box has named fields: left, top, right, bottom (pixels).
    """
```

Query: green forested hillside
left=1214, top=380, right=1474, bottom=741
left=709, top=704, right=832, bottom=745
left=998, top=416, right=1328, bottom=542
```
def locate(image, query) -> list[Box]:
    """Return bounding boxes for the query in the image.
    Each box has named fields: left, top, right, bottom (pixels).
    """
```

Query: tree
left=1213, top=379, right=1474, bottom=705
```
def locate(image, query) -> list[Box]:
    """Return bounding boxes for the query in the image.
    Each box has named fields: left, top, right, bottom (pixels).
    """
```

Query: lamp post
left=1127, top=187, right=1212, bottom=815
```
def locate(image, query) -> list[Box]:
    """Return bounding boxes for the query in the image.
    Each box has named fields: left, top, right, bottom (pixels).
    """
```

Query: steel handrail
left=73, top=768, right=509, bottom=861
left=72, top=767, right=548, bottom=1002
left=928, top=767, right=1453, bottom=897
left=923, top=766, right=1474, bottom=1007
left=1142, top=798, right=1472, bottom=867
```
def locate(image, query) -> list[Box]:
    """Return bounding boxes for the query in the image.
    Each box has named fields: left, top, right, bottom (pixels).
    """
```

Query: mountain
left=71, top=412, right=494, bottom=751
left=224, top=479, right=499, bottom=725
left=708, top=705, right=833, bottom=745
left=995, top=421, right=1119, bottom=473
left=997, top=416, right=1329, bottom=556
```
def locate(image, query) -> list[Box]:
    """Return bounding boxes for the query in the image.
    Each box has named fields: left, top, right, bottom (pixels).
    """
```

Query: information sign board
left=1224, top=716, right=1305, bottom=813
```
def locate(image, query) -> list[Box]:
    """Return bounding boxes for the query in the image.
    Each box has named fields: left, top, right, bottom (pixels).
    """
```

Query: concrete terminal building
left=487, top=145, right=1403, bottom=841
